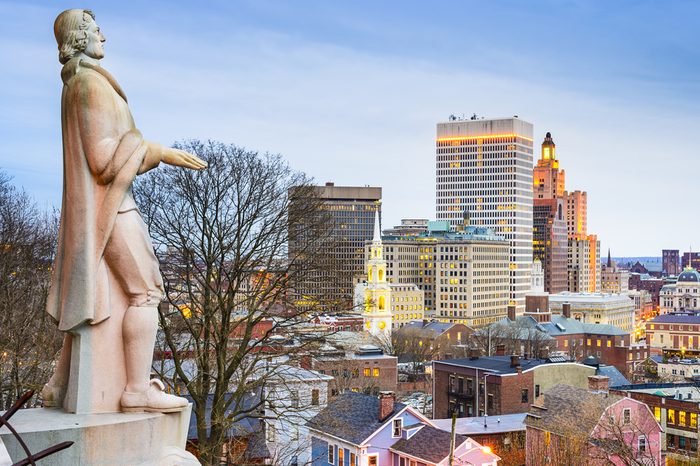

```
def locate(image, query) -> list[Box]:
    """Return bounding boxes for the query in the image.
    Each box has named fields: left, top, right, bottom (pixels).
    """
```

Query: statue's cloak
left=46, top=58, right=160, bottom=331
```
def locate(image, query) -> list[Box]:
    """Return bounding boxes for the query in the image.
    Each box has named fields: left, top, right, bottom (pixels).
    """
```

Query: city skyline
left=2, top=1, right=700, bottom=256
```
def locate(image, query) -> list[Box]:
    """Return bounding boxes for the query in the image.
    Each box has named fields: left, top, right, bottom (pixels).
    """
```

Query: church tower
left=363, top=207, right=392, bottom=338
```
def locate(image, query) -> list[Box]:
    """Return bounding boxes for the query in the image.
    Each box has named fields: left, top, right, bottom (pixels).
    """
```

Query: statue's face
left=83, top=18, right=106, bottom=60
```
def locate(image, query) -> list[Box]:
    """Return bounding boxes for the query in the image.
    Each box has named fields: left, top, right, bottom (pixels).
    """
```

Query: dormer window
left=392, top=418, right=403, bottom=438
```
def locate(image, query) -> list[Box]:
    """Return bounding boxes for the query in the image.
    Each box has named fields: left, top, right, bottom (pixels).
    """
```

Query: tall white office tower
left=436, top=116, right=534, bottom=313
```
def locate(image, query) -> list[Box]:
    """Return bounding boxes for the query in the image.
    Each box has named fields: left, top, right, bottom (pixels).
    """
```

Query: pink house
left=524, top=378, right=663, bottom=465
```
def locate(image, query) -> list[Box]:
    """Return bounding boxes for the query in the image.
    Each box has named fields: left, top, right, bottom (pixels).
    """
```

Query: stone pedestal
left=0, top=406, right=199, bottom=465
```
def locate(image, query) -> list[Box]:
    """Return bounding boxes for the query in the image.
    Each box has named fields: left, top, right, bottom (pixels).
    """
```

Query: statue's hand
left=161, top=148, right=208, bottom=170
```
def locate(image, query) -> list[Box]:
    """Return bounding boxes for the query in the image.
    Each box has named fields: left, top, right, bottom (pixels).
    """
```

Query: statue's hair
left=54, top=9, right=96, bottom=65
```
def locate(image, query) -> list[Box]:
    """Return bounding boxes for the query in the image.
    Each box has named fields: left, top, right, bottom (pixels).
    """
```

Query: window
left=311, top=389, right=320, bottom=406
left=350, top=453, right=357, bottom=466
left=393, top=418, right=403, bottom=438
left=338, top=448, right=344, bottom=466
left=535, top=385, right=540, bottom=398
left=680, top=411, right=687, bottom=426
left=607, top=340, right=612, bottom=348
left=654, top=407, right=661, bottom=422
left=373, top=368, right=380, bottom=377
left=668, top=409, right=676, bottom=424
left=521, top=389, right=529, bottom=403
left=544, top=431, right=551, bottom=446
left=328, top=445, right=335, bottom=464
left=623, top=408, right=631, bottom=424
left=266, top=424, right=275, bottom=442
left=597, top=339, right=601, bottom=347
left=290, top=390, right=299, bottom=408
left=691, top=412, right=697, bottom=428
left=638, top=436, right=647, bottom=453
left=368, top=455, right=378, bottom=466
left=363, top=368, right=371, bottom=377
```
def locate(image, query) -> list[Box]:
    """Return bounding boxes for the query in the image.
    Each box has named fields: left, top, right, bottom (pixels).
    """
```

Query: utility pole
left=448, top=411, right=456, bottom=466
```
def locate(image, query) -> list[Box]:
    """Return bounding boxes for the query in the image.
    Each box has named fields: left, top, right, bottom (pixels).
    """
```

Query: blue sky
left=1, top=0, right=699, bottom=255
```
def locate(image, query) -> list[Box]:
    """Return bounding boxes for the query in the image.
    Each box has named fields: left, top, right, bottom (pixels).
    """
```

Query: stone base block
left=0, top=406, right=199, bottom=465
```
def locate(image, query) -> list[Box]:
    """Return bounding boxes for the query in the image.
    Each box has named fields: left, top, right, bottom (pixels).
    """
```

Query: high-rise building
left=565, top=190, right=587, bottom=238
left=532, top=132, right=568, bottom=294
left=289, top=182, right=381, bottom=306
left=376, top=220, right=510, bottom=327
left=436, top=116, right=534, bottom=312
left=567, top=235, right=601, bottom=293
left=534, top=132, right=565, bottom=200
left=662, top=249, right=680, bottom=276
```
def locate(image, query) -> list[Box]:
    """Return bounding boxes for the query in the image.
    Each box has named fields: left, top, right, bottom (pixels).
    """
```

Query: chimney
left=325, top=182, right=335, bottom=187
left=507, top=305, right=516, bottom=321
left=587, top=375, right=610, bottom=393
left=299, top=354, right=312, bottom=370
left=539, top=347, right=549, bottom=360
left=469, top=347, right=481, bottom=360
left=510, top=355, right=520, bottom=368
left=495, top=344, right=506, bottom=356
left=562, top=302, right=571, bottom=319
left=378, top=391, right=395, bottom=422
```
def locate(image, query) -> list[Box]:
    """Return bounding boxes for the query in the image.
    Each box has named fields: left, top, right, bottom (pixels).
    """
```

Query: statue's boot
left=121, top=379, right=188, bottom=413
left=41, top=333, right=72, bottom=408
left=119, top=306, right=187, bottom=413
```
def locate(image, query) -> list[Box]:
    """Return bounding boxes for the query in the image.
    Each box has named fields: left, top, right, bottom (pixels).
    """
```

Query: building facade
left=663, top=249, right=680, bottom=276
left=290, top=183, right=381, bottom=306
left=432, top=355, right=595, bottom=419
left=548, top=292, right=635, bottom=333
left=565, top=190, right=587, bottom=238
left=377, top=221, right=510, bottom=327
left=600, top=263, right=630, bottom=294
left=659, top=268, right=700, bottom=314
left=646, top=314, right=700, bottom=357
left=436, top=116, right=534, bottom=313
left=567, top=236, right=601, bottom=293
left=533, top=197, right=568, bottom=294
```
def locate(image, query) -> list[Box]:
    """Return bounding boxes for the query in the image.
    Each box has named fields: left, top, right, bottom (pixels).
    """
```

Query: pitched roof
left=390, top=425, right=467, bottom=463
left=306, top=392, right=406, bottom=445
left=596, top=365, right=630, bottom=388
left=524, top=385, right=623, bottom=436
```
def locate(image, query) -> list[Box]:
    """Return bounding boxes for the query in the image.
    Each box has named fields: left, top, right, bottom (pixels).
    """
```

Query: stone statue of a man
left=43, top=9, right=207, bottom=413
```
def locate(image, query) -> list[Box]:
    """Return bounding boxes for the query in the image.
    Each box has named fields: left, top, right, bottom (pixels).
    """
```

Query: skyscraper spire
left=607, top=248, right=612, bottom=268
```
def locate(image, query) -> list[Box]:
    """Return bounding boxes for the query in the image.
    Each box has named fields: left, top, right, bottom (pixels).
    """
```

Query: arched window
left=378, top=269, right=384, bottom=282
left=368, top=267, right=373, bottom=282
left=378, top=295, right=386, bottom=310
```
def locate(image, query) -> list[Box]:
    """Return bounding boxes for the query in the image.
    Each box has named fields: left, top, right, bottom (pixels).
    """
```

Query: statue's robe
left=46, top=58, right=160, bottom=331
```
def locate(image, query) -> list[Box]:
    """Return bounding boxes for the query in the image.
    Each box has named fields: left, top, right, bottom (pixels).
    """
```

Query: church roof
left=678, top=268, right=700, bottom=283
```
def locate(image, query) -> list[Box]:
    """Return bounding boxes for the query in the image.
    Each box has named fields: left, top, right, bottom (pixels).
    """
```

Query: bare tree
left=135, top=141, right=342, bottom=465
left=0, top=171, right=61, bottom=409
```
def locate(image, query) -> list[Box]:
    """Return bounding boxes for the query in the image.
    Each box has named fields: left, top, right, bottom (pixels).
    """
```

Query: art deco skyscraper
left=436, top=116, right=534, bottom=312
left=533, top=132, right=568, bottom=293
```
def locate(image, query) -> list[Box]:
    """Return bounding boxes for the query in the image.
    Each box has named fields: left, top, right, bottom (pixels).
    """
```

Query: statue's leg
left=41, top=333, right=72, bottom=407
left=104, top=210, right=187, bottom=413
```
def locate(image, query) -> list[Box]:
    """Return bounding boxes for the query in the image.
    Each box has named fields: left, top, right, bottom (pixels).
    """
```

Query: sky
left=1, top=0, right=699, bottom=256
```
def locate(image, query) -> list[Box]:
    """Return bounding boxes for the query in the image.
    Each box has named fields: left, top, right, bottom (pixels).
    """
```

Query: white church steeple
left=363, top=206, right=392, bottom=338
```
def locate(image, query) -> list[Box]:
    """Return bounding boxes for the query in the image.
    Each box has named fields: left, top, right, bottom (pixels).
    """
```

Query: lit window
left=373, top=368, right=380, bottom=377
left=668, top=409, right=676, bottom=424
left=654, top=407, right=661, bottom=422
left=363, top=368, right=371, bottom=377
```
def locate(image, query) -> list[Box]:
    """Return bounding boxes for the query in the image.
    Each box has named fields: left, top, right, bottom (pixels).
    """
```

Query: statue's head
left=54, top=9, right=105, bottom=65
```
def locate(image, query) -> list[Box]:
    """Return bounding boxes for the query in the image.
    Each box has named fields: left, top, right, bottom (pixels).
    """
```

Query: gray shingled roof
left=306, top=392, right=406, bottom=445
left=524, top=384, right=623, bottom=436
left=596, top=365, right=630, bottom=388
left=391, top=425, right=467, bottom=463
left=650, top=314, right=700, bottom=324
left=436, top=355, right=552, bottom=374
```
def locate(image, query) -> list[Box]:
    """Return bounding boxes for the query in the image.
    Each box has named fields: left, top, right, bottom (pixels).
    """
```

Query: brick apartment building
left=646, top=314, right=700, bottom=357
left=306, top=344, right=397, bottom=397
left=485, top=296, right=648, bottom=377
left=629, top=273, right=665, bottom=310
left=432, top=353, right=595, bottom=418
